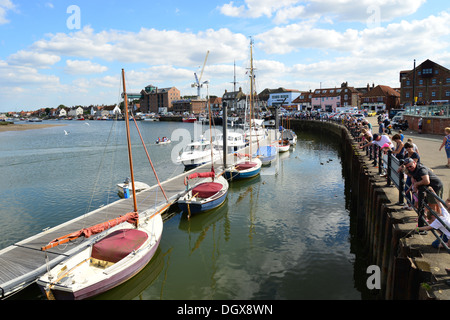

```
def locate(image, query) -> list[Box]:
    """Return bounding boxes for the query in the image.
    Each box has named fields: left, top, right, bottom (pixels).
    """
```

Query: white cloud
left=0, top=0, right=15, bottom=24
left=7, top=50, right=60, bottom=68
left=219, top=1, right=245, bottom=17
left=31, top=26, right=248, bottom=66
left=0, top=60, right=60, bottom=87
left=65, top=60, right=108, bottom=75
left=255, top=11, right=450, bottom=58
left=219, top=0, right=427, bottom=24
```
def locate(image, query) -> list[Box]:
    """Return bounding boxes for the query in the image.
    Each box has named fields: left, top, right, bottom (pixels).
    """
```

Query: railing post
left=378, top=147, right=382, bottom=175
left=417, top=190, right=425, bottom=228
left=386, top=151, right=392, bottom=186
left=398, top=168, right=405, bottom=205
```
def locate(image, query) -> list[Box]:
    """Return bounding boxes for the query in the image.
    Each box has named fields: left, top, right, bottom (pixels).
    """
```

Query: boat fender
left=123, top=186, right=130, bottom=199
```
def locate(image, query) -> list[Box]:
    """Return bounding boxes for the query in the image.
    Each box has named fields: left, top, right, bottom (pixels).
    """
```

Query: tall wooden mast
left=121, top=69, right=138, bottom=219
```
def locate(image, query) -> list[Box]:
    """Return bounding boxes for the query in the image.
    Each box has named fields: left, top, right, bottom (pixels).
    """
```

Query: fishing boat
left=278, top=139, right=290, bottom=153
left=244, top=119, right=267, bottom=143
left=182, top=115, right=197, bottom=123
left=36, top=69, right=165, bottom=300
left=177, top=136, right=220, bottom=170
left=213, top=131, right=247, bottom=154
left=178, top=171, right=228, bottom=218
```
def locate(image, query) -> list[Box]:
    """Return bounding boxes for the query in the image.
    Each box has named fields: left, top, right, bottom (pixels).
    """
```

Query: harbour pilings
left=289, top=119, right=450, bottom=300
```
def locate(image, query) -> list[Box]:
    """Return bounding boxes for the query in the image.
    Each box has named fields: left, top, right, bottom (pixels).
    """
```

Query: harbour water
left=1, top=120, right=371, bottom=300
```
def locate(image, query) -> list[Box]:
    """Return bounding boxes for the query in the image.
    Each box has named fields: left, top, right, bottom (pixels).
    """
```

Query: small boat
left=177, top=137, right=220, bottom=170
left=37, top=69, right=165, bottom=300
left=244, top=119, right=267, bottom=142
left=224, top=154, right=262, bottom=180
left=281, top=129, right=297, bottom=145
left=143, top=117, right=159, bottom=121
left=278, top=139, right=290, bottom=153
left=117, top=178, right=150, bottom=197
left=182, top=115, right=197, bottom=123
left=213, top=131, right=247, bottom=154
left=178, top=171, right=229, bottom=218
left=28, top=118, right=42, bottom=122
left=155, top=137, right=171, bottom=145
left=254, top=145, right=277, bottom=166
left=36, top=212, right=163, bottom=300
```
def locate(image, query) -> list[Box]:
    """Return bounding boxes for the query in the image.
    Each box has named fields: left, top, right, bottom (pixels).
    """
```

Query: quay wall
left=289, top=119, right=450, bottom=300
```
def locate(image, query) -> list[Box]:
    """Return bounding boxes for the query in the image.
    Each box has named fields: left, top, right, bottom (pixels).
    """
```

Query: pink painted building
left=311, top=82, right=361, bottom=112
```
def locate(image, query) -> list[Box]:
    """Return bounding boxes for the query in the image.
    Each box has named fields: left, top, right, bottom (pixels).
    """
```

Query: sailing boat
left=278, top=139, right=290, bottom=153
left=36, top=69, right=164, bottom=300
left=224, top=40, right=262, bottom=180
left=177, top=81, right=229, bottom=218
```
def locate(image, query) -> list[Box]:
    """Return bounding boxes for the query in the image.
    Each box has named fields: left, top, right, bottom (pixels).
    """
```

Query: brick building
left=361, top=85, right=400, bottom=113
left=172, top=99, right=206, bottom=114
left=400, top=59, right=450, bottom=106
left=139, top=85, right=180, bottom=113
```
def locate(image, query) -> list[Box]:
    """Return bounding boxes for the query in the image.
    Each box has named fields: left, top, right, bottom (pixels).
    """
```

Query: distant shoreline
left=0, top=123, right=66, bottom=133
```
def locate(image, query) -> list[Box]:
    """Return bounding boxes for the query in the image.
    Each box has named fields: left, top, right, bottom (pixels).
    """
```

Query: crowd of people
left=335, top=113, right=450, bottom=250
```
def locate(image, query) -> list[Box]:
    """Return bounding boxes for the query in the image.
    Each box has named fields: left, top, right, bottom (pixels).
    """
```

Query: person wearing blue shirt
left=439, top=127, right=450, bottom=168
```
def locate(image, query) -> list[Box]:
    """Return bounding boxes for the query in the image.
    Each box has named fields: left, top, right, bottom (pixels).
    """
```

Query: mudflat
left=0, top=123, right=65, bottom=133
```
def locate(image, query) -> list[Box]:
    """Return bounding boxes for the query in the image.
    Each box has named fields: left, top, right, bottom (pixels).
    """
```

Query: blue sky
left=0, top=0, right=449, bottom=112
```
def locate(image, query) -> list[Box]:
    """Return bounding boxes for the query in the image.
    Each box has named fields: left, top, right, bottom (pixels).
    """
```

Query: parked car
left=351, top=113, right=365, bottom=120
left=367, top=111, right=376, bottom=117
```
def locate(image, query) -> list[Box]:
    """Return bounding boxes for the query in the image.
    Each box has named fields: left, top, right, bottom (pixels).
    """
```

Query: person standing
left=404, top=158, right=444, bottom=223
left=418, top=118, right=423, bottom=134
left=392, top=133, right=405, bottom=160
left=439, top=127, right=450, bottom=168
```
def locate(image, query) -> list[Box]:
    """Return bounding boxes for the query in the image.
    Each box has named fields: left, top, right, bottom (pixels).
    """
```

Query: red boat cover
left=235, top=162, right=257, bottom=170
left=187, top=171, right=215, bottom=180
left=192, top=182, right=222, bottom=198
left=91, top=229, right=148, bottom=263
left=42, top=212, right=139, bottom=251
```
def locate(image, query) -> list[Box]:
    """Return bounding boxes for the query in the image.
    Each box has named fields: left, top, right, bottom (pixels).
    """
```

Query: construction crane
left=191, top=50, right=209, bottom=99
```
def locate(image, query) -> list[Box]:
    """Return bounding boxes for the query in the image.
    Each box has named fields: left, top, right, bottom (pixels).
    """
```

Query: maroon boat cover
left=91, top=229, right=148, bottom=263
left=235, top=162, right=257, bottom=170
left=192, top=182, right=222, bottom=198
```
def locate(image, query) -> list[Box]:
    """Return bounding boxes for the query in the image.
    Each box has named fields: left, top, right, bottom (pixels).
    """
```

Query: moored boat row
left=34, top=39, right=298, bottom=300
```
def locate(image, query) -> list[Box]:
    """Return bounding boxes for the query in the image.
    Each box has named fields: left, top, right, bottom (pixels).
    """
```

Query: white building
left=267, top=90, right=301, bottom=107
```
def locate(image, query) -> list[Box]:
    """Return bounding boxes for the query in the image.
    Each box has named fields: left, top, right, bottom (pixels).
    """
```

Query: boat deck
left=0, top=134, right=275, bottom=299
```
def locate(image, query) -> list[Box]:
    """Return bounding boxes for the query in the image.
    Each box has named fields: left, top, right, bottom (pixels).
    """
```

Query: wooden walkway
left=0, top=134, right=275, bottom=299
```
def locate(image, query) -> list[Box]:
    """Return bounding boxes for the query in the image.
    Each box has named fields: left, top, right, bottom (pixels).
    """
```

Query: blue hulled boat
left=254, top=145, right=277, bottom=166
left=178, top=171, right=229, bottom=218
left=224, top=155, right=262, bottom=180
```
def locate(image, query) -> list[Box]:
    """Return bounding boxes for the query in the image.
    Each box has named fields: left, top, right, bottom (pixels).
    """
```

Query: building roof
left=362, top=85, right=400, bottom=98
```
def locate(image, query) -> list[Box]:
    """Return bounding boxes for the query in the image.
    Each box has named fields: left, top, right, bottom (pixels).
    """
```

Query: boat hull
left=37, top=215, right=163, bottom=300
left=178, top=176, right=229, bottom=216
left=156, top=140, right=171, bottom=145
left=178, top=190, right=228, bottom=215
left=224, top=158, right=262, bottom=180
left=254, top=146, right=277, bottom=166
